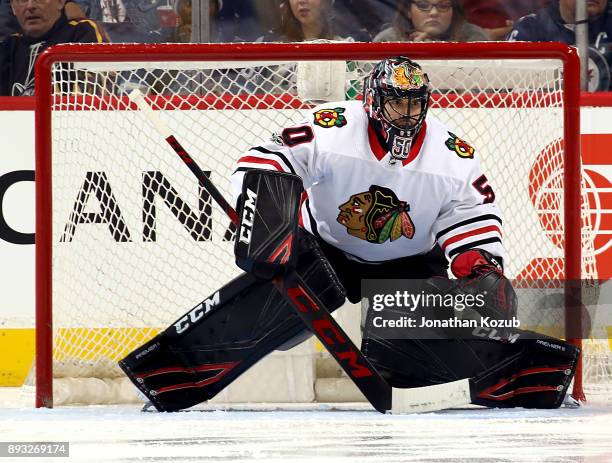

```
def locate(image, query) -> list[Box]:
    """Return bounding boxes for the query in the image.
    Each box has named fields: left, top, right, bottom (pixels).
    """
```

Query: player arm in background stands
left=507, top=14, right=539, bottom=41
left=68, top=17, right=107, bottom=42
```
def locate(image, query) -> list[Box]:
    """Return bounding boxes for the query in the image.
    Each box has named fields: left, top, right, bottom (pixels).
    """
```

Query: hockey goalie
left=119, top=56, right=580, bottom=412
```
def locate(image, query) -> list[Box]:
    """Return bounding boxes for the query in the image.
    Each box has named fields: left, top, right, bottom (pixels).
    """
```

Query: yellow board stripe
left=2, top=328, right=611, bottom=386
left=0, top=329, right=35, bottom=386
left=0, top=328, right=161, bottom=386
left=53, top=327, right=161, bottom=362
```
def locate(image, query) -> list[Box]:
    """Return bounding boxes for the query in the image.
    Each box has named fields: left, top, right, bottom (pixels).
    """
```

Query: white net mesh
left=37, top=46, right=610, bottom=405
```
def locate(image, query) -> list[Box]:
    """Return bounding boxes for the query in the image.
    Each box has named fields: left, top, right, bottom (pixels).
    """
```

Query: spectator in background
left=509, top=0, right=612, bottom=90
left=0, top=0, right=20, bottom=39
left=79, top=0, right=177, bottom=42
left=374, top=0, right=489, bottom=42
left=266, top=0, right=370, bottom=42
left=509, top=0, right=610, bottom=42
left=0, top=0, right=105, bottom=96
left=172, top=0, right=191, bottom=41
left=172, top=0, right=221, bottom=42
left=0, top=0, right=88, bottom=40
left=274, top=0, right=338, bottom=41
left=461, top=0, right=548, bottom=40
left=235, top=0, right=358, bottom=97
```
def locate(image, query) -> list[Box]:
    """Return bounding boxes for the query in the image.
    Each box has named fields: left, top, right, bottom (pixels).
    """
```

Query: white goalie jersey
left=231, top=100, right=504, bottom=264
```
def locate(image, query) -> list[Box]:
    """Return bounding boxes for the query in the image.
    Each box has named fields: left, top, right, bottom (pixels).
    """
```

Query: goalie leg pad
left=119, top=230, right=345, bottom=412
left=362, top=331, right=579, bottom=409
left=470, top=333, right=580, bottom=408
left=235, top=169, right=303, bottom=279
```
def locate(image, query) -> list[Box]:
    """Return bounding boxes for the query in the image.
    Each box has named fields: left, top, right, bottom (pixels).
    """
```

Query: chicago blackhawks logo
left=445, top=132, right=475, bottom=159
left=391, top=64, right=425, bottom=90
left=337, top=185, right=415, bottom=243
left=313, top=108, right=347, bottom=128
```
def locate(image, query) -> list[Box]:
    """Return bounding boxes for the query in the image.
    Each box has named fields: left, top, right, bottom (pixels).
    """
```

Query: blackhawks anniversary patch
left=313, top=108, right=347, bottom=128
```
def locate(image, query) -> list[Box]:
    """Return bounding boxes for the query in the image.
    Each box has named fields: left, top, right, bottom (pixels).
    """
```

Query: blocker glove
left=451, top=248, right=503, bottom=278
left=449, top=248, right=517, bottom=322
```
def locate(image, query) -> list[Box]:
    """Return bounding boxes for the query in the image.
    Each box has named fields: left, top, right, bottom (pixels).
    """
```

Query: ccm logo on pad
left=174, top=291, right=220, bottom=334
left=238, top=188, right=258, bottom=245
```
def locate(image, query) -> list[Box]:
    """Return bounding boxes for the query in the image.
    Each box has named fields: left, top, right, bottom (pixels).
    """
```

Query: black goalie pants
left=315, top=238, right=448, bottom=304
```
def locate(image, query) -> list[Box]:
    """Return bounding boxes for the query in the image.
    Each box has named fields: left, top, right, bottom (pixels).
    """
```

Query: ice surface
left=1, top=389, right=611, bottom=463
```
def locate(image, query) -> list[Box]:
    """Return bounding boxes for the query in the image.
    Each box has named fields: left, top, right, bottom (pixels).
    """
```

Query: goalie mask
left=363, top=57, right=431, bottom=164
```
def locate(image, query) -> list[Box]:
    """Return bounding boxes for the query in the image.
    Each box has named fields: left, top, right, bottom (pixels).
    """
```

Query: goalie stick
left=128, top=89, right=473, bottom=414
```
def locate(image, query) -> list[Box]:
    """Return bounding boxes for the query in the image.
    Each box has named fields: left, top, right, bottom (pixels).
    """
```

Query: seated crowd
left=1, top=0, right=611, bottom=95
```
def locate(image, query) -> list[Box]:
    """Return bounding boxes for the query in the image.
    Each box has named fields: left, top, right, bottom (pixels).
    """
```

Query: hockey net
left=33, top=42, right=610, bottom=407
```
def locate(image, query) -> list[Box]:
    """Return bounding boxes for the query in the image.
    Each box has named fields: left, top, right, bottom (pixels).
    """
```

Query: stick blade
left=392, top=379, right=472, bottom=414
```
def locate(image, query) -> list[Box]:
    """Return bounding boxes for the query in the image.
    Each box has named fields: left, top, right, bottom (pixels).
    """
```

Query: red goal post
left=34, top=42, right=587, bottom=408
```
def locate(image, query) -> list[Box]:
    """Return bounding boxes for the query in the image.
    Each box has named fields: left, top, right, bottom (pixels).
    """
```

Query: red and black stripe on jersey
left=436, top=214, right=503, bottom=258
left=233, top=146, right=296, bottom=176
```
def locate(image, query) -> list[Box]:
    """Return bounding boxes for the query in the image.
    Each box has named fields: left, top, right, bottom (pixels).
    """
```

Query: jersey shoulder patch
left=310, top=100, right=365, bottom=130
left=444, top=131, right=475, bottom=159
left=313, top=107, right=348, bottom=128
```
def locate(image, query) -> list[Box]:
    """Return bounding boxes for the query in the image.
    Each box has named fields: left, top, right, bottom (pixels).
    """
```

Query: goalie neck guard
left=363, top=57, right=431, bottom=164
